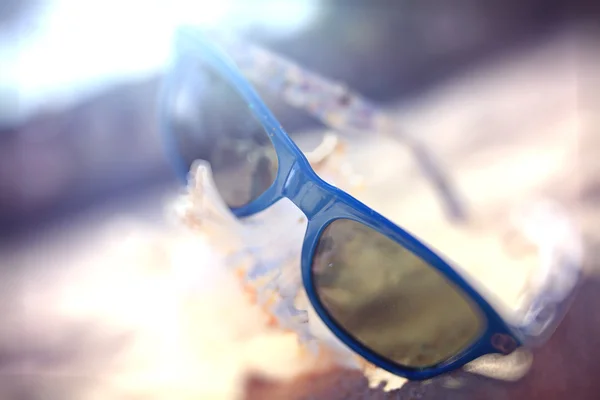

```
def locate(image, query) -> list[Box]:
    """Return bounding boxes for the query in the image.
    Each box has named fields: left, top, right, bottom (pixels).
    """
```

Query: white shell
left=173, top=134, right=408, bottom=390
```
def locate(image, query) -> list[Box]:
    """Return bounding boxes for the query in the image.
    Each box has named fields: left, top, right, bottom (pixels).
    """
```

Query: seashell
left=173, top=133, right=407, bottom=391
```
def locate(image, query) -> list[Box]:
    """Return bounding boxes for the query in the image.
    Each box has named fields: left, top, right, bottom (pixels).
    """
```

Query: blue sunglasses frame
left=160, top=29, right=527, bottom=381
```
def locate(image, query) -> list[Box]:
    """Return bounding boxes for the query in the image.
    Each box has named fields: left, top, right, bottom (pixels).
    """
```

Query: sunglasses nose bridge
left=282, top=161, right=334, bottom=220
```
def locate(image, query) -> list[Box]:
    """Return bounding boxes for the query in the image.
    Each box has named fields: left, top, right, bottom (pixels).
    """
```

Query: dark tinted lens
left=312, top=219, right=484, bottom=368
left=163, top=55, right=278, bottom=208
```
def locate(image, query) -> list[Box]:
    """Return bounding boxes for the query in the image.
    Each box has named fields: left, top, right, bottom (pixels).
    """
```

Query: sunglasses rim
left=160, top=27, right=530, bottom=381
left=304, top=213, right=502, bottom=375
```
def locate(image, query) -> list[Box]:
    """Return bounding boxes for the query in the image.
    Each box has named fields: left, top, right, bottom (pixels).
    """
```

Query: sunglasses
left=159, top=27, right=583, bottom=380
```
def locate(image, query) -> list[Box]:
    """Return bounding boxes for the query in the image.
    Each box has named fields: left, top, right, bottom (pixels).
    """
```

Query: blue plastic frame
left=160, top=28, right=522, bottom=381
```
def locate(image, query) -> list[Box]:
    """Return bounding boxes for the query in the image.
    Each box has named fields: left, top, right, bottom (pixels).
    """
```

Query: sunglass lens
left=311, top=218, right=484, bottom=368
left=162, top=54, right=278, bottom=208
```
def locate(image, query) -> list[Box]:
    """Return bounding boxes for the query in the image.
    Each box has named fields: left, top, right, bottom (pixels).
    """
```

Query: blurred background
left=0, top=0, right=598, bottom=241
left=0, top=1, right=599, bottom=399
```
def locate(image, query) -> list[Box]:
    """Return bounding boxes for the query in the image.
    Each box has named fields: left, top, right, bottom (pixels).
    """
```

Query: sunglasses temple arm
left=216, top=34, right=468, bottom=223
left=404, top=138, right=467, bottom=222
